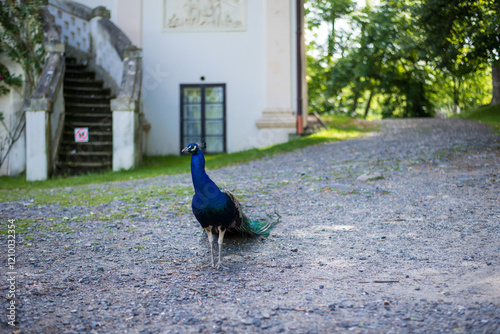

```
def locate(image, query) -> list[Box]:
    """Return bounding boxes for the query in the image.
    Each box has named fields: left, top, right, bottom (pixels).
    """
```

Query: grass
left=0, top=217, right=75, bottom=235
left=0, top=115, right=377, bottom=198
left=453, top=104, right=500, bottom=132
left=1, top=183, right=193, bottom=208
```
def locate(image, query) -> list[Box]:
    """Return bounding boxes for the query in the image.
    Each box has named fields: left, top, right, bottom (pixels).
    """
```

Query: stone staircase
left=56, top=58, right=113, bottom=175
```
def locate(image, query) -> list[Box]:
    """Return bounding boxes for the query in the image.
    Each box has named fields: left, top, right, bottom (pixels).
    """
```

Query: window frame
left=180, top=83, right=227, bottom=154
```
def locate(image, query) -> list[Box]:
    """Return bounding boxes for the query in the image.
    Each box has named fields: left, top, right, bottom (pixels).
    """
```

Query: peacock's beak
left=181, top=146, right=189, bottom=153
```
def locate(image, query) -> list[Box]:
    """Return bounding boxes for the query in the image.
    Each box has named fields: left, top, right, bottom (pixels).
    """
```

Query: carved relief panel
left=163, top=0, right=246, bottom=32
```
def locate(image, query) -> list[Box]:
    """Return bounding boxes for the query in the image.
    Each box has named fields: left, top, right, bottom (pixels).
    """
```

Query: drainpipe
left=296, top=0, right=304, bottom=134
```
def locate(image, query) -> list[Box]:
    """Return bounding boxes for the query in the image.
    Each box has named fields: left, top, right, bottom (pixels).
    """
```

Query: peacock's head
left=182, top=143, right=201, bottom=155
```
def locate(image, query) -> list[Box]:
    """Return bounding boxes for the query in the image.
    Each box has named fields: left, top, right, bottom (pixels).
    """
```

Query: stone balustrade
left=25, top=7, right=65, bottom=181
left=25, top=0, right=143, bottom=180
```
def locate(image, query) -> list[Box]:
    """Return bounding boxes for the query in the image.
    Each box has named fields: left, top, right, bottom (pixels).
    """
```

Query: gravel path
left=2, top=118, right=499, bottom=333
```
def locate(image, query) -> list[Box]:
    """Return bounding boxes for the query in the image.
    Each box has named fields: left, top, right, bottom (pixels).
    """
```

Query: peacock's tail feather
left=222, top=189, right=280, bottom=237
left=239, top=211, right=280, bottom=237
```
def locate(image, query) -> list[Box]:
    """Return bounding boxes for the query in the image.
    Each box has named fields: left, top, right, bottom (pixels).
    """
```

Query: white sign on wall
left=163, top=0, right=246, bottom=32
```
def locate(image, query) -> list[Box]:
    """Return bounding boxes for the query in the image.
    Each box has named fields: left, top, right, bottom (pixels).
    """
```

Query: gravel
left=1, top=118, right=499, bottom=333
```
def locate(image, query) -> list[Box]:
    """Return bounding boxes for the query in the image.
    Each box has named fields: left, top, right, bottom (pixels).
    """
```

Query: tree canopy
left=305, top=0, right=498, bottom=118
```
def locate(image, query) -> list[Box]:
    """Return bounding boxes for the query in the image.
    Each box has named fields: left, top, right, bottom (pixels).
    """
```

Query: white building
left=0, top=0, right=306, bottom=177
left=91, top=0, right=307, bottom=154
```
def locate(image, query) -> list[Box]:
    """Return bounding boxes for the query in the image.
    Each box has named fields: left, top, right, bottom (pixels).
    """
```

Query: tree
left=0, top=0, right=45, bottom=169
left=417, top=0, right=500, bottom=106
left=305, top=0, right=491, bottom=117
left=329, top=1, right=434, bottom=118
left=306, top=0, right=355, bottom=58
left=305, top=0, right=356, bottom=114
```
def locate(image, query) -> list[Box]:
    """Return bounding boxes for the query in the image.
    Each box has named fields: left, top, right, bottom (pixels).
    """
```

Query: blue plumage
left=182, top=142, right=278, bottom=268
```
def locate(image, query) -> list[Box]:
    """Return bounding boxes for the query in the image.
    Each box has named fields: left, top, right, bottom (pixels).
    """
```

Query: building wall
left=72, top=0, right=300, bottom=155
left=116, top=0, right=142, bottom=47
left=0, top=56, right=26, bottom=176
left=142, top=0, right=268, bottom=155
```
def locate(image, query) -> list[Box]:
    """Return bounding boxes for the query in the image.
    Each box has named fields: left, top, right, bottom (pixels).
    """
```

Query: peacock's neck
left=190, top=152, right=222, bottom=200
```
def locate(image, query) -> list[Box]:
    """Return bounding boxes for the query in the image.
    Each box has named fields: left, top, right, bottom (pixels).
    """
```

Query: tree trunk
left=363, top=89, right=374, bottom=119
left=327, top=20, right=335, bottom=58
left=453, top=77, right=460, bottom=114
left=351, top=90, right=359, bottom=116
left=491, top=62, right=500, bottom=105
left=336, top=96, right=344, bottom=113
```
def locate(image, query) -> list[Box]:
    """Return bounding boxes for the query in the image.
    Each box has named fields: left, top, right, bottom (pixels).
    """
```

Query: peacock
left=182, top=142, right=279, bottom=269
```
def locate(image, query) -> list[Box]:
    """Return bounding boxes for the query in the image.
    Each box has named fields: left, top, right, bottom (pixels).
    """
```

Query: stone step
left=66, top=112, right=111, bottom=118
left=65, top=115, right=111, bottom=124
left=64, top=78, right=105, bottom=88
left=64, top=86, right=112, bottom=95
left=66, top=59, right=86, bottom=65
left=64, top=69, right=95, bottom=80
left=58, top=151, right=112, bottom=163
left=58, top=143, right=112, bottom=161
left=64, top=94, right=112, bottom=104
left=59, top=141, right=111, bottom=150
left=65, top=63, right=87, bottom=71
left=56, top=164, right=111, bottom=176
left=66, top=104, right=113, bottom=117
left=66, top=102, right=110, bottom=109
left=56, top=161, right=113, bottom=168
left=59, top=150, right=112, bottom=157
left=60, top=141, right=112, bottom=146
left=61, top=141, right=113, bottom=147
left=65, top=121, right=112, bottom=129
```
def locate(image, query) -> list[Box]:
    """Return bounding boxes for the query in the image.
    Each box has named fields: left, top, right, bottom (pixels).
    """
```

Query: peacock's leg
left=204, top=226, right=215, bottom=267
left=216, top=226, right=226, bottom=269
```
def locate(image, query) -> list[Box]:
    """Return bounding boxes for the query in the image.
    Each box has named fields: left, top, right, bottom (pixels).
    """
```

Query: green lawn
left=453, top=104, right=500, bottom=132
left=0, top=116, right=377, bottom=198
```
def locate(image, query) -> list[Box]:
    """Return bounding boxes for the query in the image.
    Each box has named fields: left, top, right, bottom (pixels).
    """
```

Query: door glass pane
left=181, top=85, right=225, bottom=153
left=206, top=137, right=223, bottom=153
left=205, top=87, right=223, bottom=103
left=183, top=104, right=201, bottom=119
left=183, top=87, right=201, bottom=104
left=184, top=121, right=201, bottom=136
left=205, top=120, right=223, bottom=135
left=184, top=136, right=200, bottom=147
left=205, top=104, right=223, bottom=119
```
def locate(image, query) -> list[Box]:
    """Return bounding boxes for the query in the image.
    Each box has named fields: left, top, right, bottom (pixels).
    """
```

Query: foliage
left=416, top=0, right=500, bottom=107
left=305, top=0, right=497, bottom=118
left=0, top=62, right=22, bottom=96
left=0, top=0, right=45, bottom=169
left=431, top=66, right=492, bottom=116
left=305, top=0, right=355, bottom=57
left=0, top=0, right=45, bottom=99
left=418, top=0, right=499, bottom=66
left=305, top=0, right=357, bottom=114
left=0, top=118, right=377, bottom=194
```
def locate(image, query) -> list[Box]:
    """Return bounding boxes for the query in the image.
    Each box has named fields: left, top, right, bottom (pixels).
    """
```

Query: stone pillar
left=25, top=106, right=50, bottom=181
left=256, top=0, right=296, bottom=147
left=24, top=47, right=64, bottom=181
left=111, top=96, right=139, bottom=171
